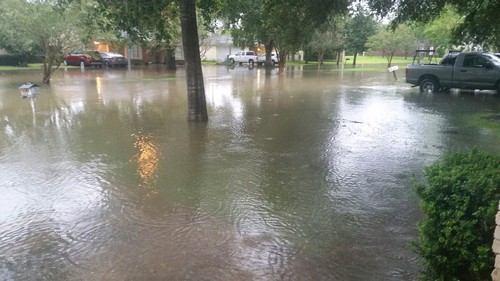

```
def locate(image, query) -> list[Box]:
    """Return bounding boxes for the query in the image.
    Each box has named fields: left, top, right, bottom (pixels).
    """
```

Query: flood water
left=0, top=64, right=499, bottom=281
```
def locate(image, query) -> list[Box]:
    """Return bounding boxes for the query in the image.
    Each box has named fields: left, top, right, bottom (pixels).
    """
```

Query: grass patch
left=0, top=56, right=414, bottom=72
left=329, top=66, right=394, bottom=72
left=293, top=55, right=414, bottom=71
left=201, top=60, right=218, bottom=65
left=464, top=113, right=500, bottom=130
left=343, top=55, right=414, bottom=65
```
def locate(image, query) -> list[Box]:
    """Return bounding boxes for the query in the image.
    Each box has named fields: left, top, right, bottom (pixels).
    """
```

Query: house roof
left=207, top=34, right=233, bottom=46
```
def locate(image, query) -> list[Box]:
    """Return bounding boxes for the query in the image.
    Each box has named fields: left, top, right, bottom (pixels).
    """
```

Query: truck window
left=440, top=56, right=456, bottom=65
left=463, top=54, right=488, bottom=68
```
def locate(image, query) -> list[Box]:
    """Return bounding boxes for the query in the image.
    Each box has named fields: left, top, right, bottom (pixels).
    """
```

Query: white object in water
left=19, top=83, right=39, bottom=98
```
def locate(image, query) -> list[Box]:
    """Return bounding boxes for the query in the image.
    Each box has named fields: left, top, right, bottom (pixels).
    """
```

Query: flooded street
left=0, top=64, right=498, bottom=281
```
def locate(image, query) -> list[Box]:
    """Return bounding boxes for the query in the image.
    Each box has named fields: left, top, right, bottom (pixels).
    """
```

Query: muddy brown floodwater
left=0, top=64, right=498, bottom=280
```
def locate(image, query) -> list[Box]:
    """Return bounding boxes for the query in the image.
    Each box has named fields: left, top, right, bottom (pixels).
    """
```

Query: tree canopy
left=308, top=15, right=345, bottom=65
left=366, top=24, right=416, bottom=67
left=367, top=0, right=500, bottom=49
left=0, top=0, right=91, bottom=83
left=220, top=0, right=349, bottom=70
left=344, top=5, right=378, bottom=65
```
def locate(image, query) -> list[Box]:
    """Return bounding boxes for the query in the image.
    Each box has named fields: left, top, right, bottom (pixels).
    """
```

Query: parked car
left=257, top=53, right=279, bottom=66
left=64, top=51, right=103, bottom=67
left=99, top=52, right=128, bottom=67
left=405, top=51, right=500, bottom=93
left=228, top=51, right=257, bottom=66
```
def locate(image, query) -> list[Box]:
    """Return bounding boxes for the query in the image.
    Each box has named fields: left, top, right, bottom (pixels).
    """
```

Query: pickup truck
left=257, top=53, right=279, bottom=66
left=228, top=51, right=257, bottom=66
left=405, top=52, right=500, bottom=93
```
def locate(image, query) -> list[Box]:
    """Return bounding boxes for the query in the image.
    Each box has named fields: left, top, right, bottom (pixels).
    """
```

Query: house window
left=128, top=45, right=142, bottom=60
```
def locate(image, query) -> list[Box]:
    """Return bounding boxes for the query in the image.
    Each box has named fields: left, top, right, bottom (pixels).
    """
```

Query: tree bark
left=180, top=0, right=208, bottom=122
left=278, top=51, right=288, bottom=73
left=42, top=53, right=60, bottom=84
left=165, top=47, right=176, bottom=70
left=264, top=41, right=273, bottom=67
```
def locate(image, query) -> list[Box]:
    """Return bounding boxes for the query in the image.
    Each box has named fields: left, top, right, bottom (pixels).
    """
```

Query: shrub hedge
left=413, top=148, right=500, bottom=281
left=0, top=55, right=42, bottom=66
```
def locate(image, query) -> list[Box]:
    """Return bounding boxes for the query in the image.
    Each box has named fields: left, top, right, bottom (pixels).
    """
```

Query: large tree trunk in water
left=165, top=47, right=176, bottom=70
left=352, top=50, right=358, bottom=66
left=42, top=56, right=60, bottom=84
left=317, top=49, right=325, bottom=69
left=180, top=0, right=208, bottom=122
left=43, top=67, right=52, bottom=84
left=264, top=41, right=273, bottom=67
left=278, top=51, right=288, bottom=73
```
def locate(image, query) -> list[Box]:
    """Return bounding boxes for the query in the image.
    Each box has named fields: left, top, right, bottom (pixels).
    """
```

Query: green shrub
left=413, top=148, right=500, bottom=281
left=0, top=54, right=42, bottom=66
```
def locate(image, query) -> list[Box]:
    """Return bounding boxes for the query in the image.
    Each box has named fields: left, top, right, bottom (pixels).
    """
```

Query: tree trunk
left=165, top=47, right=176, bottom=70
left=317, top=49, right=325, bottom=66
left=264, top=41, right=274, bottom=67
left=278, top=51, right=288, bottom=73
left=352, top=50, right=358, bottom=66
left=43, top=61, right=51, bottom=84
left=180, top=0, right=208, bottom=122
left=387, top=52, right=395, bottom=68
left=42, top=56, right=60, bottom=84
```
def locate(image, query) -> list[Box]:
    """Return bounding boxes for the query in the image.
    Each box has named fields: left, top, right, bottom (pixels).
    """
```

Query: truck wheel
left=420, top=78, right=438, bottom=93
left=248, top=59, right=254, bottom=67
left=229, top=58, right=235, bottom=65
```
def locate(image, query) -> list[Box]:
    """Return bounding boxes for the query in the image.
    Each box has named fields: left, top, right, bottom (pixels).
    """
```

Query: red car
left=63, top=51, right=103, bottom=67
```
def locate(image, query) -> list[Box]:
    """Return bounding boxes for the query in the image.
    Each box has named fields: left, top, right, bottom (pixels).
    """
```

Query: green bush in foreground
left=413, top=149, right=500, bottom=281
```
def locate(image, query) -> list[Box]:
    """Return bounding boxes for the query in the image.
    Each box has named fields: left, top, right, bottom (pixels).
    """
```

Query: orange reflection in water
left=132, top=133, right=160, bottom=196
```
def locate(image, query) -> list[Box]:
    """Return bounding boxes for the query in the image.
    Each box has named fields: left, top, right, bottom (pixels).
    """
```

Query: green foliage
left=92, top=0, right=181, bottom=47
left=367, top=0, right=500, bottom=49
left=344, top=5, right=378, bottom=54
left=415, top=5, right=462, bottom=54
left=366, top=24, right=417, bottom=67
left=0, top=55, right=42, bottom=66
left=0, top=0, right=95, bottom=82
left=413, top=149, right=500, bottom=281
left=220, top=0, right=349, bottom=69
left=307, top=15, right=345, bottom=63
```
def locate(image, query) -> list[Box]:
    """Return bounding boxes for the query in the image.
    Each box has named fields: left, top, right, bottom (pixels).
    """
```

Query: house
left=94, top=41, right=148, bottom=65
left=200, top=34, right=234, bottom=63
left=94, top=33, right=237, bottom=65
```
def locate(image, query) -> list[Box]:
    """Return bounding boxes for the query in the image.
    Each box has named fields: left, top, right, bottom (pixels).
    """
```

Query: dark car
left=64, top=51, right=103, bottom=67
left=100, top=52, right=128, bottom=67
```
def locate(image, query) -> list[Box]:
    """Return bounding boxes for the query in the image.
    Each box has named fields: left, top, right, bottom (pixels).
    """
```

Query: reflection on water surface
left=0, top=65, right=498, bottom=280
